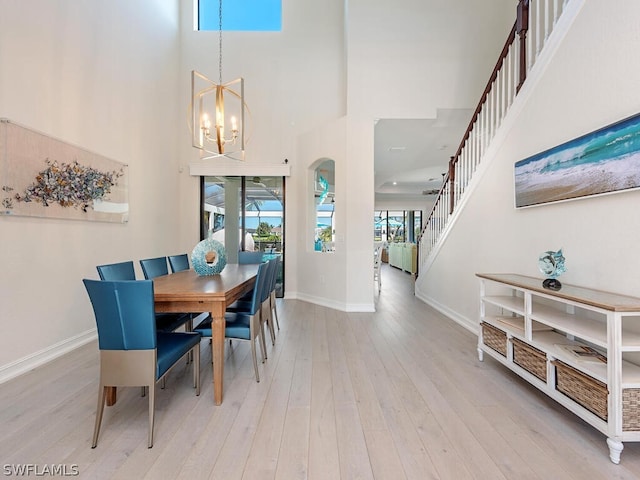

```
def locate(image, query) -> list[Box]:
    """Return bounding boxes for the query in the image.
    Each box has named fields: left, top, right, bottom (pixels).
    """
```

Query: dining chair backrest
left=96, top=261, right=136, bottom=281
left=247, top=262, right=269, bottom=315
left=268, top=257, right=279, bottom=294
left=83, top=279, right=156, bottom=350
left=267, top=256, right=281, bottom=331
left=140, top=257, right=169, bottom=280
left=239, top=251, right=264, bottom=264
left=262, top=259, right=277, bottom=303
left=168, top=254, right=190, bottom=273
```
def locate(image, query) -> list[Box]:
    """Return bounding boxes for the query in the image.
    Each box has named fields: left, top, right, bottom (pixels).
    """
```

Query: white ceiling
left=371, top=1, right=516, bottom=208
left=374, top=109, right=473, bottom=202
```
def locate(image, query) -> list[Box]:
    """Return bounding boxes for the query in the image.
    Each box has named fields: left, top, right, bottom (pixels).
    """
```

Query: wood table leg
left=105, top=387, right=117, bottom=406
left=211, top=303, right=226, bottom=405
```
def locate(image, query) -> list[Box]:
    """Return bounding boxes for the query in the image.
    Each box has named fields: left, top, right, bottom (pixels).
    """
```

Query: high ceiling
left=371, top=1, right=515, bottom=208
left=374, top=109, right=473, bottom=203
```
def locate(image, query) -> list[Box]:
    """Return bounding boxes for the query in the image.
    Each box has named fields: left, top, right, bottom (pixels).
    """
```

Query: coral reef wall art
left=0, top=119, right=128, bottom=223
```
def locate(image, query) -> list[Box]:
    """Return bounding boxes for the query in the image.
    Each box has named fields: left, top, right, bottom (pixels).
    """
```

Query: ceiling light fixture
left=190, top=0, right=248, bottom=160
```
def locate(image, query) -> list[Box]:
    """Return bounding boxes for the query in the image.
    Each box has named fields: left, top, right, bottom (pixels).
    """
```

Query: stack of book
left=554, top=344, right=607, bottom=364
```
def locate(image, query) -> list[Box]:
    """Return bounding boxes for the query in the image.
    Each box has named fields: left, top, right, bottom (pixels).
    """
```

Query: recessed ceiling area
left=374, top=108, right=473, bottom=203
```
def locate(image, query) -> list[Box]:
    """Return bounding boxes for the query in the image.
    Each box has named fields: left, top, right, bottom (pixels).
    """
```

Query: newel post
left=516, top=0, right=529, bottom=92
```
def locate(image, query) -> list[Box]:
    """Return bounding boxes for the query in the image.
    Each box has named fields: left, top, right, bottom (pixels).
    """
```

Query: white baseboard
left=414, top=290, right=478, bottom=335
left=285, top=291, right=375, bottom=313
left=0, top=329, right=97, bottom=384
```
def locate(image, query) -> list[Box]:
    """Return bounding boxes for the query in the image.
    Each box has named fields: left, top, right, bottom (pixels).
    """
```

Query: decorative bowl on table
left=191, top=237, right=227, bottom=276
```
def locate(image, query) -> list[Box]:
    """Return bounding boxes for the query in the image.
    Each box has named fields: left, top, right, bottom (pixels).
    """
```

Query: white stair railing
left=418, top=0, right=570, bottom=272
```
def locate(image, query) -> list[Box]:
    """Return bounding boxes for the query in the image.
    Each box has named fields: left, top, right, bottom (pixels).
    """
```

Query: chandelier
left=190, top=0, right=248, bottom=160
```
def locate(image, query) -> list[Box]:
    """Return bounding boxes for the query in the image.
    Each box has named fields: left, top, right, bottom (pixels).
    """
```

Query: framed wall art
left=514, top=112, right=640, bottom=208
left=0, top=119, right=128, bottom=223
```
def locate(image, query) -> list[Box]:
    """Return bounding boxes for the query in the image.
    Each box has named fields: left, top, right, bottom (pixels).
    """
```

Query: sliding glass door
left=201, top=176, right=285, bottom=296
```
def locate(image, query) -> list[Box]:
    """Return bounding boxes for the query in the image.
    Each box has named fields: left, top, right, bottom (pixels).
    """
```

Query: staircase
left=417, top=0, right=581, bottom=275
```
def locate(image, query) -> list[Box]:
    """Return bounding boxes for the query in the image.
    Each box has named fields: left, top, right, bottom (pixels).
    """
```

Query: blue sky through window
left=199, top=0, right=282, bottom=31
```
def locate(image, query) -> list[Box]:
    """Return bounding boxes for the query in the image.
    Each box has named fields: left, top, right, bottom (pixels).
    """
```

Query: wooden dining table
left=153, top=264, right=258, bottom=405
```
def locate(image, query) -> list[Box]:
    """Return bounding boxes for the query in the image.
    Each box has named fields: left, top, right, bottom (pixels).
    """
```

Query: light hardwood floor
left=3, top=265, right=640, bottom=479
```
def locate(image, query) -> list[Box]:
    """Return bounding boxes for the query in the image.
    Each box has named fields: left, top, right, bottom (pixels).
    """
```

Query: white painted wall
left=293, top=118, right=349, bottom=309
left=175, top=0, right=348, bottom=305
left=416, top=0, right=640, bottom=332
left=0, top=0, right=520, bottom=377
left=176, top=0, right=514, bottom=312
left=345, top=0, right=514, bottom=310
left=346, top=0, right=514, bottom=118
left=0, top=0, right=181, bottom=377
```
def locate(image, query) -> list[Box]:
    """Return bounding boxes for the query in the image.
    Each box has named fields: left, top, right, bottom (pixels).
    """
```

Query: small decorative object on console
left=537, top=248, right=566, bottom=290
left=191, top=237, right=227, bottom=275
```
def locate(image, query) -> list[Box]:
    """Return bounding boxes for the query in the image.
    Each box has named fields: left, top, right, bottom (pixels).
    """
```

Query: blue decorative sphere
left=191, top=238, right=227, bottom=275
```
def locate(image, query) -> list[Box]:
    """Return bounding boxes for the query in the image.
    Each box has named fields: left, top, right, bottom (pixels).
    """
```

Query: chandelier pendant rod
left=218, top=0, right=223, bottom=86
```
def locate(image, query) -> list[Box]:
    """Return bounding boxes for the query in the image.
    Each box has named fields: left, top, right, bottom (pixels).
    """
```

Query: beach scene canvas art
left=514, top=113, right=640, bottom=208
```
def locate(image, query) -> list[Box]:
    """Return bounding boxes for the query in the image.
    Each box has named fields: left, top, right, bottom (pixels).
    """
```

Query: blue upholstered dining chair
left=226, top=251, right=264, bottom=309
left=138, top=257, right=191, bottom=333
left=260, top=259, right=278, bottom=346
left=195, top=261, right=269, bottom=382
left=83, top=279, right=201, bottom=448
left=97, top=259, right=190, bottom=335
left=238, top=251, right=264, bottom=264
left=267, top=256, right=281, bottom=332
left=168, top=253, right=190, bottom=273
left=167, top=253, right=210, bottom=331
left=140, top=256, right=170, bottom=279
left=98, top=260, right=172, bottom=392
left=96, top=260, right=136, bottom=281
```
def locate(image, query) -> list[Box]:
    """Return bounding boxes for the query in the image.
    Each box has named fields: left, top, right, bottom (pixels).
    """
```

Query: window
left=374, top=210, right=422, bottom=243
left=313, top=160, right=335, bottom=253
left=198, top=0, right=282, bottom=31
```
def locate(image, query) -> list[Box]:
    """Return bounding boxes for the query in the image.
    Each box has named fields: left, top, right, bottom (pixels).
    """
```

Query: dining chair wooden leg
left=186, top=317, right=194, bottom=364
left=148, top=383, right=155, bottom=448
left=91, top=386, right=107, bottom=448
left=271, top=292, right=280, bottom=330
left=193, top=343, right=201, bottom=393
left=262, top=303, right=276, bottom=346
left=250, top=338, right=261, bottom=383
left=258, top=314, right=268, bottom=362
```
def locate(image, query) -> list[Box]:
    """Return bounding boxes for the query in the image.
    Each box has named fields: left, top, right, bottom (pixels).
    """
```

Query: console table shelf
left=477, top=273, right=640, bottom=464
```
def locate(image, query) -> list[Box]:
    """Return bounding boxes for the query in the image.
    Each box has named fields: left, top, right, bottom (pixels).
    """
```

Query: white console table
left=477, top=273, right=640, bottom=464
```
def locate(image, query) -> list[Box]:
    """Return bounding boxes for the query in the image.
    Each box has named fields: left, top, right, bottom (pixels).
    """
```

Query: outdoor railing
left=417, top=0, right=571, bottom=272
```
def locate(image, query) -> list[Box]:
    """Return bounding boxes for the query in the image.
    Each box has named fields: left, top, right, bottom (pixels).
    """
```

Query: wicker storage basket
left=552, top=360, right=608, bottom=420
left=512, top=338, right=547, bottom=381
left=623, top=389, right=640, bottom=431
left=481, top=322, right=507, bottom=357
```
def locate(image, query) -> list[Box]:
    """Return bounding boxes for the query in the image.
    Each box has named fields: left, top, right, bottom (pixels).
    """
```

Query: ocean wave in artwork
left=514, top=114, right=640, bottom=207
